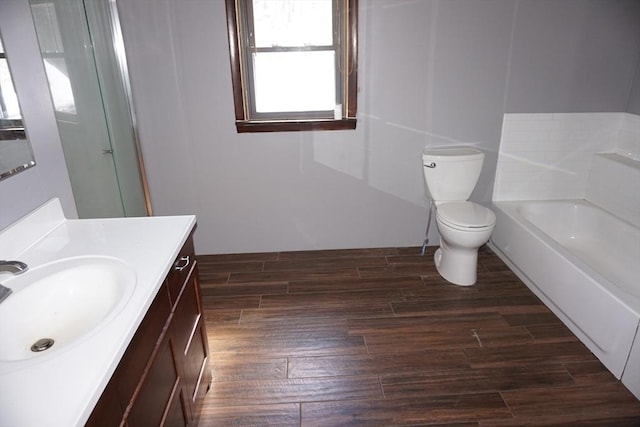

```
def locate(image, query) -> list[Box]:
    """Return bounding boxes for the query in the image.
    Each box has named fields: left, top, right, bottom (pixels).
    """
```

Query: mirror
left=0, top=32, right=36, bottom=181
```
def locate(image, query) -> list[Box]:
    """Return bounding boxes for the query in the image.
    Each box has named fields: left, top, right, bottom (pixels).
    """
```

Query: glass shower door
left=30, top=0, right=149, bottom=218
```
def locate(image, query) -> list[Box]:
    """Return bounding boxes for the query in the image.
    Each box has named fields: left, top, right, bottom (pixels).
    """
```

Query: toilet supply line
left=421, top=198, right=435, bottom=256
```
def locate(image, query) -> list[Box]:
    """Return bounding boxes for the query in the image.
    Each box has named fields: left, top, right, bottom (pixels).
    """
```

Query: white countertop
left=0, top=199, right=196, bottom=427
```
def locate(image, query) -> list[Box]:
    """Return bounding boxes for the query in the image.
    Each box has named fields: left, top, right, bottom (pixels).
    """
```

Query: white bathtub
left=489, top=199, right=640, bottom=398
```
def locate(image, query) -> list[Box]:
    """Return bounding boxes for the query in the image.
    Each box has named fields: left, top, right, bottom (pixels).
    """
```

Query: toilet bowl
left=422, top=147, right=496, bottom=286
left=434, top=201, right=496, bottom=286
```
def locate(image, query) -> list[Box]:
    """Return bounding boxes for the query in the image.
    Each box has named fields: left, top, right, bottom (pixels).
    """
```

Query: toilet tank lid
left=422, top=147, right=484, bottom=161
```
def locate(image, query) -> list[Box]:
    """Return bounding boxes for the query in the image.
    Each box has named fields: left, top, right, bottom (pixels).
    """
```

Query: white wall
left=118, top=0, right=640, bottom=254
left=0, top=0, right=76, bottom=230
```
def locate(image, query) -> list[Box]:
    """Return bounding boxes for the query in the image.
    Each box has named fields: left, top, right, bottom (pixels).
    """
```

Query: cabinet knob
left=174, top=255, right=190, bottom=271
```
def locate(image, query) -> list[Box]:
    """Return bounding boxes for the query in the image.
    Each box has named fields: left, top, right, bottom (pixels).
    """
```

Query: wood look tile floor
left=196, top=246, right=640, bottom=426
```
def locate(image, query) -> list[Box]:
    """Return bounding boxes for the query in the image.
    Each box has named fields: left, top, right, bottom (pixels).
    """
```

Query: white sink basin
left=0, top=256, right=136, bottom=362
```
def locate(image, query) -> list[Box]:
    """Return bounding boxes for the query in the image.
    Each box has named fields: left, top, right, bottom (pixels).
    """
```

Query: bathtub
left=489, top=199, right=640, bottom=398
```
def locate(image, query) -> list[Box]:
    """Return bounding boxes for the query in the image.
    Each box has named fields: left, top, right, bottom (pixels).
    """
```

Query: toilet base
left=434, top=245, right=480, bottom=286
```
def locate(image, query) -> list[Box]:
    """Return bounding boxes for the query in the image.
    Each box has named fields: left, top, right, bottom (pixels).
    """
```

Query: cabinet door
left=185, top=319, right=211, bottom=420
left=126, top=332, right=187, bottom=427
left=163, top=388, right=190, bottom=427
left=184, top=272, right=212, bottom=422
left=85, top=377, right=122, bottom=427
left=116, top=287, right=171, bottom=407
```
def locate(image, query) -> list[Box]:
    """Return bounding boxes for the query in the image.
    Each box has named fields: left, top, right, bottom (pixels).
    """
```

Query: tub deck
left=513, top=199, right=640, bottom=298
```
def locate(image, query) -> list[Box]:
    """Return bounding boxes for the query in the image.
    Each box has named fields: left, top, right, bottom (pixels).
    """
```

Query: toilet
left=422, top=147, right=496, bottom=286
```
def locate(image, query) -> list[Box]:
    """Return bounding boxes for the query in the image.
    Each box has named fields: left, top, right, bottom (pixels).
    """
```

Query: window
left=225, top=0, right=358, bottom=132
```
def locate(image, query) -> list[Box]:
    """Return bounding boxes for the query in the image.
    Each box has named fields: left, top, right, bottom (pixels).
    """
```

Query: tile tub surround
left=0, top=199, right=196, bottom=427
left=493, top=112, right=640, bottom=201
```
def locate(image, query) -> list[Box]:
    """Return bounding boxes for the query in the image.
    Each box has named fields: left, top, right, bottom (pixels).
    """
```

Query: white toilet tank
left=422, top=147, right=485, bottom=202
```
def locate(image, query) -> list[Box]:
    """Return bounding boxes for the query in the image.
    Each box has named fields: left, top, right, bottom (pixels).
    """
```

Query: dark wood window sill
left=235, top=119, right=357, bottom=133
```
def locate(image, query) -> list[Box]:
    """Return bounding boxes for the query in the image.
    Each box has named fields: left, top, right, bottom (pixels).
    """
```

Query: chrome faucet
left=0, top=260, right=28, bottom=274
left=0, top=283, right=11, bottom=304
left=0, top=261, right=26, bottom=304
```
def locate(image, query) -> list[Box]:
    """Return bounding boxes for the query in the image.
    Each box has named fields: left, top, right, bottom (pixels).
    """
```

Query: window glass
left=253, top=51, right=335, bottom=113
left=252, top=0, right=333, bottom=48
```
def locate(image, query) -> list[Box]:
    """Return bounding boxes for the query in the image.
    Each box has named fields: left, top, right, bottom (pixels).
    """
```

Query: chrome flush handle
left=424, top=162, right=436, bottom=168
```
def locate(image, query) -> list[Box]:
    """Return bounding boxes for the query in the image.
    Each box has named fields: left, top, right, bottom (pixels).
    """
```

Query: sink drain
left=31, top=338, right=55, bottom=352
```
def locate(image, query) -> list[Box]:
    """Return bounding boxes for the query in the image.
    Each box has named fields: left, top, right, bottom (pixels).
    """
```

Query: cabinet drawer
left=167, top=237, right=195, bottom=306
left=173, top=271, right=201, bottom=356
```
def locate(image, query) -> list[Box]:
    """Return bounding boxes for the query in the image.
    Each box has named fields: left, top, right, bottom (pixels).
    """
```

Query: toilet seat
left=436, top=201, right=496, bottom=231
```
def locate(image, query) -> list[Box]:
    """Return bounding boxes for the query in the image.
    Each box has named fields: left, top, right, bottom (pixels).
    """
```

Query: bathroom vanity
left=0, top=199, right=211, bottom=426
left=86, top=235, right=211, bottom=426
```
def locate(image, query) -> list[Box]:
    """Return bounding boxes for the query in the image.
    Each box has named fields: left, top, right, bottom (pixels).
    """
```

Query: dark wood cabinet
left=127, top=332, right=181, bottom=427
left=86, top=234, right=210, bottom=427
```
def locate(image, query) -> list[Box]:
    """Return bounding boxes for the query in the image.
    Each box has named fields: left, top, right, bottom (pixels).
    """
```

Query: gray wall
left=505, top=0, right=639, bottom=113
left=3, top=0, right=637, bottom=250
left=0, top=0, right=76, bottom=230
left=628, top=56, right=640, bottom=114
left=114, top=0, right=639, bottom=254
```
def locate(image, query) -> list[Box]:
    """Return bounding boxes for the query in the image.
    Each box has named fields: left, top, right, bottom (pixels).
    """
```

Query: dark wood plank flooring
left=196, top=246, right=640, bottom=426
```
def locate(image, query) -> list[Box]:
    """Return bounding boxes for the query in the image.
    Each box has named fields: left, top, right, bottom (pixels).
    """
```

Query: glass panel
left=252, top=0, right=333, bottom=47
left=253, top=51, right=335, bottom=113
left=30, top=3, right=64, bottom=53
